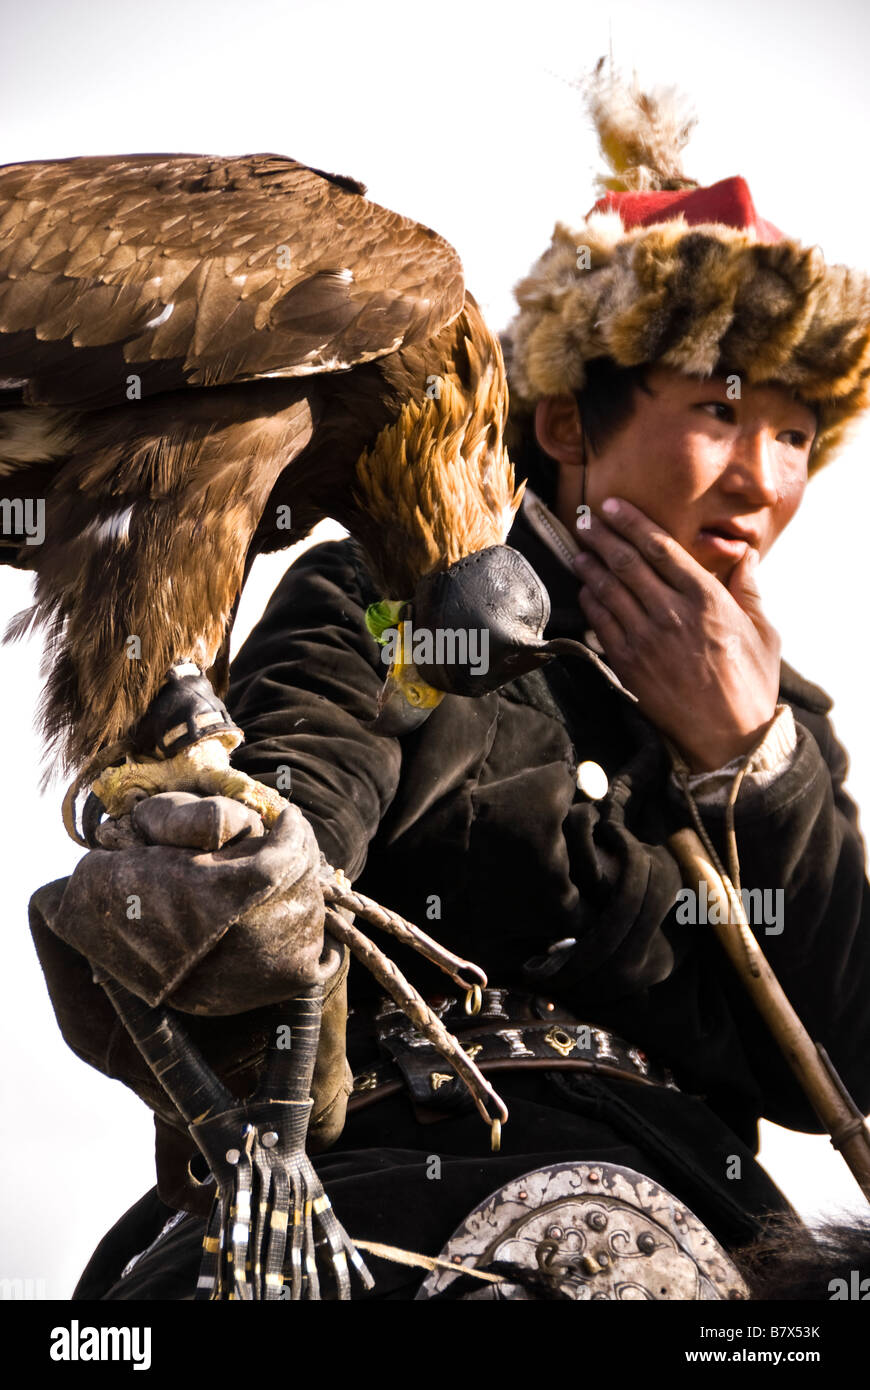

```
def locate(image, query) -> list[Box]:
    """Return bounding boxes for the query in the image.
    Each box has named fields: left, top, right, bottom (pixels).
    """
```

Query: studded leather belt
left=347, top=988, right=679, bottom=1116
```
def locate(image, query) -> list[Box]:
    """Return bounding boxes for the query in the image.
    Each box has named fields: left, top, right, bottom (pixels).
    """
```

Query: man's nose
left=722, top=429, right=779, bottom=506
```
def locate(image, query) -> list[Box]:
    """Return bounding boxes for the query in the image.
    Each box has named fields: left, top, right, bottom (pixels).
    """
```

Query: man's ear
left=534, top=395, right=585, bottom=467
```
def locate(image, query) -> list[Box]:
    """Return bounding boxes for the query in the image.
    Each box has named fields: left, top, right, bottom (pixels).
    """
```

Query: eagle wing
left=0, top=153, right=464, bottom=407
left=0, top=153, right=480, bottom=776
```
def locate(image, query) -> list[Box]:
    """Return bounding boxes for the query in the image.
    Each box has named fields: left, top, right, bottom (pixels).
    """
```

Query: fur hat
left=505, top=61, right=870, bottom=474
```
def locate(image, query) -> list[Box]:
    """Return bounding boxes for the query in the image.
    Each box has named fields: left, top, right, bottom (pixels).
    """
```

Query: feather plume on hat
left=585, top=58, right=699, bottom=194
left=505, top=60, right=870, bottom=474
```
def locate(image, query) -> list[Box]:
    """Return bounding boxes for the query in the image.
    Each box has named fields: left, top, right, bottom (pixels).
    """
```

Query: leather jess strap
left=347, top=989, right=679, bottom=1116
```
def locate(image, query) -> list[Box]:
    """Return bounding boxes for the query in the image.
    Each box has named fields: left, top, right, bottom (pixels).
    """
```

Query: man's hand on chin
left=571, top=497, right=782, bottom=772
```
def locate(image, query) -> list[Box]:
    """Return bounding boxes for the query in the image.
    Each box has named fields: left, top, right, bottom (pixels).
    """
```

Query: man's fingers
left=578, top=584, right=633, bottom=667
left=574, top=548, right=648, bottom=635
left=590, top=497, right=709, bottom=597
left=727, top=547, right=768, bottom=626
left=574, top=524, right=667, bottom=619
left=575, top=512, right=688, bottom=619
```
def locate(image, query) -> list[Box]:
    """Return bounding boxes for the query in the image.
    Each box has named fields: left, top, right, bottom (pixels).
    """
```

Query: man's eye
left=779, top=429, right=811, bottom=448
left=698, top=402, right=734, bottom=422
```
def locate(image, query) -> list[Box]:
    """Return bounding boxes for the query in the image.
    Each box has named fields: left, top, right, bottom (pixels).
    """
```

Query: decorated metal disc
left=415, top=1161, right=749, bottom=1300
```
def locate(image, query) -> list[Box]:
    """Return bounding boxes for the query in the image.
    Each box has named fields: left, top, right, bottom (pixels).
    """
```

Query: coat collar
left=511, top=488, right=593, bottom=643
left=507, top=489, right=636, bottom=703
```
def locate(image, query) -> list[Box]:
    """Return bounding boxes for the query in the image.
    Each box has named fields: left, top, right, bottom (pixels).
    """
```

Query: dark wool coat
left=36, top=502, right=870, bottom=1300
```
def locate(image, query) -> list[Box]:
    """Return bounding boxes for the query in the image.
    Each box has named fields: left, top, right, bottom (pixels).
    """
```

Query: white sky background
left=1, top=0, right=869, bottom=1296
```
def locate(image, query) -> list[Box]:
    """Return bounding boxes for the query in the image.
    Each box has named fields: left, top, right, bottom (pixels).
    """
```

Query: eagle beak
left=369, top=661, right=445, bottom=735
left=367, top=545, right=549, bottom=736
left=368, top=617, right=446, bottom=735
left=366, top=544, right=634, bottom=738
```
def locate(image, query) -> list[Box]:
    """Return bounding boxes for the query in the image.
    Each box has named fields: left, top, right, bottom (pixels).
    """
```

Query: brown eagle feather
left=0, top=154, right=520, bottom=777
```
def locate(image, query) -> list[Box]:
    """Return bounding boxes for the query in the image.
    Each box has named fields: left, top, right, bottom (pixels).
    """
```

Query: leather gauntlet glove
left=45, top=790, right=338, bottom=1014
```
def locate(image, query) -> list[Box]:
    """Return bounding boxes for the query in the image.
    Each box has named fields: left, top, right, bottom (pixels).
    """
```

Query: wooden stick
left=668, top=827, right=870, bottom=1203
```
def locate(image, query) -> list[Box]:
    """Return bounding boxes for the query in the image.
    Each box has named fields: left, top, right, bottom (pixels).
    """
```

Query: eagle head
left=350, top=299, right=571, bottom=734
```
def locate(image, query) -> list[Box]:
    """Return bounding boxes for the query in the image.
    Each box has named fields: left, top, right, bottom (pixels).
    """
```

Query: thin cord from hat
left=580, top=431, right=588, bottom=513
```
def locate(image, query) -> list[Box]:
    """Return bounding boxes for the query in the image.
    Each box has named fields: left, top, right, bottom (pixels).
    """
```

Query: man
left=30, top=72, right=870, bottom=1299
left=517, top=361, right=814, bottom=774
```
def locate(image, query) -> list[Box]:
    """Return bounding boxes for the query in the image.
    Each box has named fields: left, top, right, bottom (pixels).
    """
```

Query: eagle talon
left=62, top=665, right=288, bottom=845
left=81, top=791, right=109, bottom=849
left=83, top=735, right=286, bottom=834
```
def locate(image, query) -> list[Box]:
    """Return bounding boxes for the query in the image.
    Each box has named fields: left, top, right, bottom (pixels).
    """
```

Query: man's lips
left=697, top=521, right=761, bottom=559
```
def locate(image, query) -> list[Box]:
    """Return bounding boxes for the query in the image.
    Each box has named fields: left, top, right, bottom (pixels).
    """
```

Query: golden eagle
left=0, top=153, right=567, bottom=839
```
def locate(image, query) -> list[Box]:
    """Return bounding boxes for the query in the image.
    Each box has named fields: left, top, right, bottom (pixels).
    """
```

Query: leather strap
left=347, top=989, right=678, bottom=1115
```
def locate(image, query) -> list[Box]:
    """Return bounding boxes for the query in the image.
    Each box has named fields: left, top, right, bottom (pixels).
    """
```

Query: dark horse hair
left=733, top=1212, right=870, bottom=1300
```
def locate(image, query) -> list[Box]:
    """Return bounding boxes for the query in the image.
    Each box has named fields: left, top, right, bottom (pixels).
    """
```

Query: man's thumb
left=729, top=546, right=764, bottom=616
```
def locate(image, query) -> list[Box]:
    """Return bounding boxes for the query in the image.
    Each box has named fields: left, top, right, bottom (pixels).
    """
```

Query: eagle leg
left=63, top=663, right=286, bottom=845
left=90, top=736, right=287, bottom=827
left=128, top=662, right=242, bottom=762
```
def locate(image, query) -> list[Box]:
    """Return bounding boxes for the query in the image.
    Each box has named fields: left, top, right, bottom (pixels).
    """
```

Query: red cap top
left=589, top=175, right=783, bottom=244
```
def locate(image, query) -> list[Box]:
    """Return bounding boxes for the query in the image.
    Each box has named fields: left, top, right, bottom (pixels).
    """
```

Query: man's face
left=540, top=366, right=818, bottom=580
